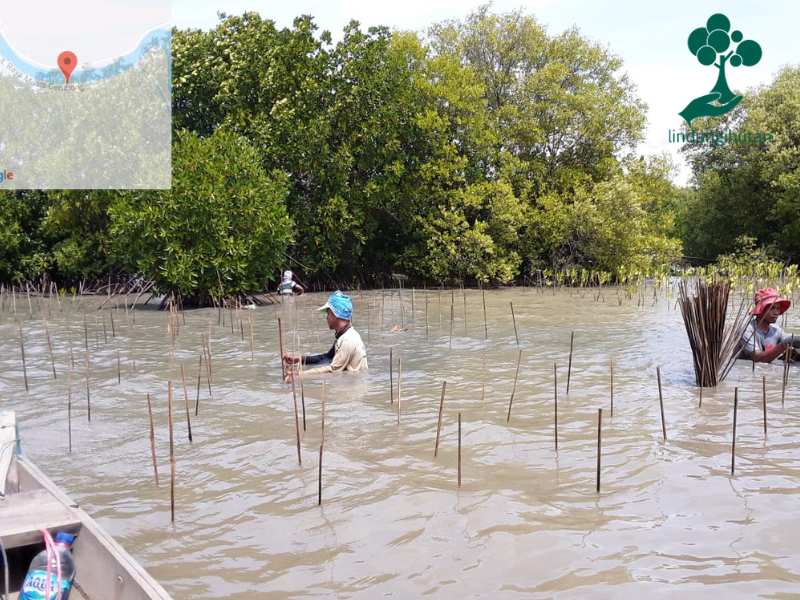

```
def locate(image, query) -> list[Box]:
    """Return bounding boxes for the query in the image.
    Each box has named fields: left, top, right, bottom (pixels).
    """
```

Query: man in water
left=278, top=270, right=304, bottom=296
left=283, top=291, right=367, bottom=380
left=740, top=287, right=800, bottom=362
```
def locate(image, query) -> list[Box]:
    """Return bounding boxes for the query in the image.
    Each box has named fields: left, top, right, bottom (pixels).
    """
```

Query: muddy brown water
left=2, top=286, right=800, bottom=598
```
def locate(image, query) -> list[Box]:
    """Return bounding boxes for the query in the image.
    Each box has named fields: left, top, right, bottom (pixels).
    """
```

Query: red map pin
left=57, top=51, right=78, bottom=84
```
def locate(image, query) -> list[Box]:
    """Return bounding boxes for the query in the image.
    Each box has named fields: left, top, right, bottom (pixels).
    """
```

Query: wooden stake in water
left=510, top=302, right=519, bottom=346
left=168, top=382, right=176, bottom=523
left=67, top=378, right=72, bottom=453
left=596, top=408, right=602, bottom=493
left=425, top=293, right=429, bottom=340
left=180, top=364, right=193, bottom=443
left=278, top=317, right=286, bottom=379
left=85, top=350, right=91, bottom=422
left=291, top=372, right=302, bottom=466
left=397, top=357, right=402, bottom=425
left=506, top=350, right=522, bottom=423
left=194, top=353, right=202, bottom=416
left=657, top=366, right=666, bottom=441
left=318, top=443, right=324, bottom=506
left=462, top=284, right=467, bottom=335
left=566, top=331, right=574, bottom=395
left=698, top=385, right=703, bottom=408
left=146, top=393, right=159, bottom=486
left=731, top=387, right=738, bottom=476
left=458, top=412, right=462, bottom=488
left=18, top=323, right=29, bottom=392
left=117, top=350, right=121, bottom=385
left=110, top=310, right=116, bottom=338
left=553, top=363, right=558, bottom=451
left=449, top=301, right=454, bottom=349
left=44, top=320, right=57, bottom=380
left=781, top=336, right=792, bottom=406
left=249, top=312, right=255, bottom=362
left=434, top=381, right=447, bottom=457
left=762, top=375, right=767, bottom=437
left=482, top=286, right=488, bottom=340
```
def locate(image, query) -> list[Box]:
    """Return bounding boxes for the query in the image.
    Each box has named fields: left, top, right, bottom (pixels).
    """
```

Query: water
left=2, top=286, right=800, bottom=598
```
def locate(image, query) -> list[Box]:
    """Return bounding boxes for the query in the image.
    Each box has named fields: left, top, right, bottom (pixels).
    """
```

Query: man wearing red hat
left=740, top=288, right=799, bottom=362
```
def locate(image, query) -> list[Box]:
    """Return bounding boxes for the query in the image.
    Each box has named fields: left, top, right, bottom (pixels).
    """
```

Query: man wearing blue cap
left=283, top=291, right=368, bottom=380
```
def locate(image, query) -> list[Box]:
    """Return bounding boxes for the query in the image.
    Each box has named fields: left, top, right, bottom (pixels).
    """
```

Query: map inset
left=0, top=1, right=171, bottom=189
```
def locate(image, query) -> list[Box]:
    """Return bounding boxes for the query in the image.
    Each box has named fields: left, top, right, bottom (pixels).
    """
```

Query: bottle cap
left=55, top=532, right=76, bottom=546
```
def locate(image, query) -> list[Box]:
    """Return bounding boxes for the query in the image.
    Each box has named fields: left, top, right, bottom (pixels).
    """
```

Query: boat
left=0, top=411, right=172, bottom=599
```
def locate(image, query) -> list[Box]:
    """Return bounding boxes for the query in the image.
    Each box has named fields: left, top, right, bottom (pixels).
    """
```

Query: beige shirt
left=302, top=327, right=368, bottom=376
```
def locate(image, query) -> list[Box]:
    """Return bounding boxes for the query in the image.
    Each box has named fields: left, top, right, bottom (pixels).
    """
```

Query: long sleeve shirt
left=301, top=326, right=368, bottom=376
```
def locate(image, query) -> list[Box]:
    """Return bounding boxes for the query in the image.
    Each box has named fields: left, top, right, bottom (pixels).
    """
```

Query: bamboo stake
left=566, top=331, right=574, bottom=395
left=291, top=371, right=302, bottom=465
left=389, top=347, right=394, bottom=404
left=278, top=317, right=286, bottom=379
left=180, top=364, right=193, bottom=443
left=762, top=375, right=767, bottom=437
left=321, top=382, right=326, bottom=444
left=506, top=350, right=522, bottom=423
left=698, top=385, right=703, bottom=408
left=657, top=367, right=666, bottom=441
left=482, top=286, right=488, bottom=339
left=146, top=393, right=159, bottom=486
left=110, top=310, right=116, bottom=338
left=102, top=317, right=108, bottom=344
left=318, top=443, right=323, bottom=506
left=434, top=381, right=447, bottom=457
left=18, top=323, right=29, bottom=392
left=458, top=412, right=462, bottom=488
left=168, top=382, right=176, bottom=523
left=449, top=301, right=454, bottom=349
left=117, top=350, right=121, bottom=385
left=510, top=302, right=519, bottom=346
left=397, top=357, right=402, bottom=425
left=596, top=408, right=602, bottom=493
left=44, top=320, right=57, bottom=380
left=67, top=376, right=72, bottom=453
left=553, top=363, right=558, bottom=451
left=462, top=284, right=467, bottom=335
left=731, top=387, right=738, bottom=476
left=85, top=350, right=91, bottom=422
left=194, top=353, right=202, bottom=416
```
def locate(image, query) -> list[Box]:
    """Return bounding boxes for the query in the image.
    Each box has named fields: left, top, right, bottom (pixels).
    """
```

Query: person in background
left=283, top=291, right=367, bottom=380
left=278, top=270, right=304, bottom=296
left=740, top=287, right=800, bottom=362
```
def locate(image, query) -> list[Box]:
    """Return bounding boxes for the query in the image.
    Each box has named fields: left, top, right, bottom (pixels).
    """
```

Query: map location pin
left=58, top=51, right=78, bottom=84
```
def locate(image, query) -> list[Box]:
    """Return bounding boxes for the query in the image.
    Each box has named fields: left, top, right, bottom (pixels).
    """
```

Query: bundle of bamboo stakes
left=678, top=278, right=751, bottom=386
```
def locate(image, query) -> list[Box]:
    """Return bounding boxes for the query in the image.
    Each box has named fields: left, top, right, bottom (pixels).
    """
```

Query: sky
left=86, top=1, right=800, bottom=184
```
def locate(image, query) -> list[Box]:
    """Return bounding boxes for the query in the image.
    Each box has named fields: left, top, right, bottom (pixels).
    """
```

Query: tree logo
left=679, top=13, right=762, bottom=126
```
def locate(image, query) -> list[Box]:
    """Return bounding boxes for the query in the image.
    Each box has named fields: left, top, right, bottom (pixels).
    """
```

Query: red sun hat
left=752, top=287, right=791, bottom=316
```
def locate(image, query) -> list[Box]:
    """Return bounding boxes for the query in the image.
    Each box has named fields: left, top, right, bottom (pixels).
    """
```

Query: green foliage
left=678, top=67, right=800, bottom=262
left=0, top=6, right=685, bottom=294
left=108, top=129, right=292, bottom=303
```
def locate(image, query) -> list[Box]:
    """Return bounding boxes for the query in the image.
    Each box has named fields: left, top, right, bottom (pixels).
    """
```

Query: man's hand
left=284, top=369, right=295, bottom=383
left=283, top=352, right=300, bottom=365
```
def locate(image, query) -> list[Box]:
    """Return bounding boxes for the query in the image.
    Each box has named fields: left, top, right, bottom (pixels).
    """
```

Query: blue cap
left=318, top=291, right=352, bottom=320
left=55, top=532, right=76, bottom=545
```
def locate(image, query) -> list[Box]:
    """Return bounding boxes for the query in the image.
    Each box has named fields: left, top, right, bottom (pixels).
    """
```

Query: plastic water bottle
left=19, top=532, right=76, bottom=600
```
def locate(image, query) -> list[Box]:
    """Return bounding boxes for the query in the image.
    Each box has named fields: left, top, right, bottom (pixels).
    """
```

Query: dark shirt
left=302, top=325, right=350, bottom=365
